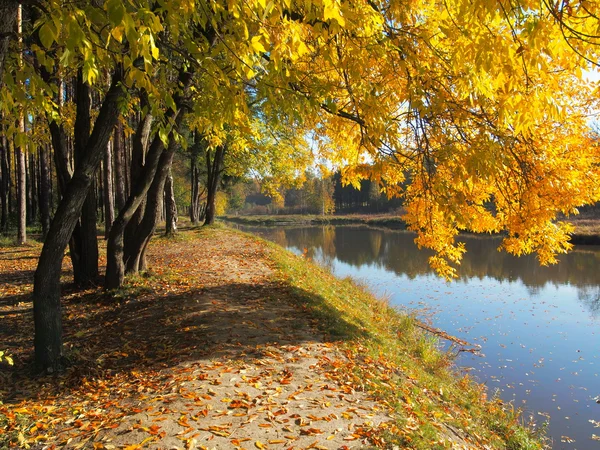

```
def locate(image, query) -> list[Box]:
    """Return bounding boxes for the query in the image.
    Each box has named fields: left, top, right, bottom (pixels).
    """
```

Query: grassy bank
left=224, top=213, right=600, bottom=245
left=257, top=230, right=546, bottom=449
left=223, top=214, right=407, bottom=228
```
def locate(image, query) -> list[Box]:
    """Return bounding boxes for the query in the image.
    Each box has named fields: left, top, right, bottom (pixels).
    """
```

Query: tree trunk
left=6, top=135, right=12, bottom=226
left=198, top=202, right=206, bottom=222
left=49, top=124, right=71, bottom=196
left=74, top=69, right=98, bottom=285
left=48, top=98, right=88, bottom=284
left=38, top=145, right=51, bottom=239
left=16, top=141, right=26, bottom=244
left=129, top=136, right=180, bottom=272
left=105, top=113, right=186, bottom=288
left=0, top=131, right=9, bottom=232
left=113, top=121, right=127, bottom=211
left=164, top=168, right=177, bottom=236
left=123, top=108, right=153, bottom=272
left=105, top=70, right=192, bottom=289
left=204, top=186, right=215, bottom=225
left=103, top=139, right=114, bottom=238
left=33, top=69, right=124, bottom=372
left=203, top=146, right=225, bottom=226
left=28, top=152, right=36, bottom=226
left=15, top=3, right=25, bottom=244
left=190, top=154, right=198, bottom=224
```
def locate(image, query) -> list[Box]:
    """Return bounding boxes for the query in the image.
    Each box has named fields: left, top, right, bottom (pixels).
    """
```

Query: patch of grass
left=0, top=235, right=45, bottom=249
left=155, top=229, right=198, bottom=243
left=107, top=272, right=156, bottom=301
left=0, top=235, right=16, bottom=247
left=256, top=233, right=546, bottom=449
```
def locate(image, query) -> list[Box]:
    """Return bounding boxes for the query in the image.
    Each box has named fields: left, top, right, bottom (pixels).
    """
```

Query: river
left=234, top=224, right=600, bottom=449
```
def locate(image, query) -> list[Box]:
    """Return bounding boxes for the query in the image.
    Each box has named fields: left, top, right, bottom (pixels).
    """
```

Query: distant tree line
left=229, top=171, right=404, bottom=216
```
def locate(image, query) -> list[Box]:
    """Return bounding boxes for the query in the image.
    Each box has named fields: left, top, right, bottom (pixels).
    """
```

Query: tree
left=34, top=69, right=125, bottom=370
left=10, top=0, right=165, bottom=369
left=15, top=4, right=25, bottom=245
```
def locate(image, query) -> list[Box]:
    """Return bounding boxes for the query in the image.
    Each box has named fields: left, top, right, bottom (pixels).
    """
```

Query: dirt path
left=0, top=228, right=392, bottom=449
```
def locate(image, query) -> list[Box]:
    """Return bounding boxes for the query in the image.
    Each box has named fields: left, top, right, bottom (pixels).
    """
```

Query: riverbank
left=223, top=214, right=600, bottom=245
left=0, top=226, right=544, bottom=449
left=223, top=214, right=407, bottom=229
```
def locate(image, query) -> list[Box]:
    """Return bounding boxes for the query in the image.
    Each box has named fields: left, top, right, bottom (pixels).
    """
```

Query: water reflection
left=577, top=287, right=600, bottom=319
left=257, top=225, right=600, bottom=311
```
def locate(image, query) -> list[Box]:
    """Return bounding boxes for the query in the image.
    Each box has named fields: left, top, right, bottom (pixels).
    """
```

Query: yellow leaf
left=251, top=36, right=266, bottom=53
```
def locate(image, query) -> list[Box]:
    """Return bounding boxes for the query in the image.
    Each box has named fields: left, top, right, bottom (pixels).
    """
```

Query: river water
left=235, top=224, right=600, bottom=449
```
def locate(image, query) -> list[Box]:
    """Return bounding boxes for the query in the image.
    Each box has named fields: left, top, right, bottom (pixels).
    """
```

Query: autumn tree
left=1, top=0, right=600, bottom=372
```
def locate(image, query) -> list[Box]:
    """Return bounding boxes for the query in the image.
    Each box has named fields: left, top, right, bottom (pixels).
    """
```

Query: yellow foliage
left=4, top=0, right=600, bottom=277
left=215, top=191, right=229, bottom=216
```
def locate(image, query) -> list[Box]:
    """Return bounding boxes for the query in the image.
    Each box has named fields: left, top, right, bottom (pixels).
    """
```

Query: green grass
left=255, top=232, right=546, bottom=449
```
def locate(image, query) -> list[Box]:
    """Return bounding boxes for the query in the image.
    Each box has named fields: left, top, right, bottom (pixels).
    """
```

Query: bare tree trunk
left=48, top=98, right=87, bottom=283
left=198, top=202, right=206, bottom=222
left=33, top=69, right=124, bottom=372
left=164, top=167, right=177, bottom=235
left=38, top=145, right=50, bottom=239
left=105, top=110, right=185, bottom=289
left=103, top=140, right=114, bottom=238
left=106, top=132, right=170, bottom=288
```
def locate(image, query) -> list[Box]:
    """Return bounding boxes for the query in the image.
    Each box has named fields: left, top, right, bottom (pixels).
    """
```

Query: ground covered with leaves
left=0, top=226, right=545, bottom=449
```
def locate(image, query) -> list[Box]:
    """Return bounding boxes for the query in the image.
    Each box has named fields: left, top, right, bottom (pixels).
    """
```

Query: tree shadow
left=0, top=280, right=365, bottom=403
left=0, top=289, right=31, bottom=308
left=0, top=268, right=35, bottom=290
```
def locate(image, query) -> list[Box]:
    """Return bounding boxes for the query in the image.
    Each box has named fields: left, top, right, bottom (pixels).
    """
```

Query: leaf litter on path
left=0, top=231, right=392, bottom=449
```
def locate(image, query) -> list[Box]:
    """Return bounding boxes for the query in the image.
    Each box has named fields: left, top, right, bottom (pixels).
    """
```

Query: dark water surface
left=235, top=224, right=600, bottom=449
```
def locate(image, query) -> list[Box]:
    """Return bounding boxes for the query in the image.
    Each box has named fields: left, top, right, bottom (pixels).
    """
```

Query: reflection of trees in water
left=249, top=225, right=600, bottom=317
left=524, top=285, right=543, bottom=297
left=577, top=286, right=600, bottom=318
left=270, top=229, right=288, bottom=248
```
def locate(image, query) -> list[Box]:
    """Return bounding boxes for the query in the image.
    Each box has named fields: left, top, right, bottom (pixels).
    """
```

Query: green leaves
left=106, top=0, right=126, bottom=26
left=38, top=22, right=57, bottom=49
